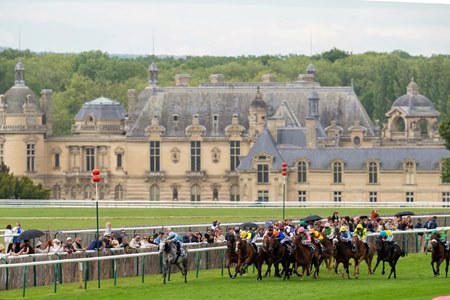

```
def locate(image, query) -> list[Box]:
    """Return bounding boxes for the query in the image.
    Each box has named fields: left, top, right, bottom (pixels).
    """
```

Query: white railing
left=1, top=199, right=450, bottom=208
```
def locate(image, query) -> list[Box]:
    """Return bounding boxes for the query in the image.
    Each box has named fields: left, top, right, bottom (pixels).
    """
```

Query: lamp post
left=281, top=162, right=288, bottom=220
left=91, top=169, right=101, bottom=288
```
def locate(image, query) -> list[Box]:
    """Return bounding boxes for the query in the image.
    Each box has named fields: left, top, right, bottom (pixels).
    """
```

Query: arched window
left=404, top=161, right=416, bottom=185
left=332, top=161, right=343, bottom=184
left=230, top=184, right=240, bottom=202
left=149, top=184, right=160, bottom=201
left=115, top=185, right=123, bottom=200
left=52, top=185, right=61, bottom=199
left=419, top=119, right=428, bottom=136
left=368, top=161, right=379, bottom=184
left=393, top=116, right=405, bottom=132
left=191, top=184, right=201, bottom=202
left=84, top=185, right=93, bottom=200
left=213, top=187, right=219, bottom=201
left=297, top=161, right=308, bottom=183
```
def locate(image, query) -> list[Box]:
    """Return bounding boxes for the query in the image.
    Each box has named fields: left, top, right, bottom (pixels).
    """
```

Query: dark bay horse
left=225, top=234, right=239, bottom=278
left=292, top=236, right=320, bottom=279
left=233, top=238, right=265, bottom=280
left=333, top=234, right=352, bottom=279
left=372, top=237, right=405, bottom=279
left=430, top=233, right=450, bottom=277
left=265, top=236, right=294, bottom=280
left=319, top=237, right=334, bottom=271
left=159, top=240, right=188, bottom=284
left=351, top=236, right=366, bottom=278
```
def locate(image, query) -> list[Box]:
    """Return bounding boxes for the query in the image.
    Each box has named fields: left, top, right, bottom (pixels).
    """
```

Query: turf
left=0, top=253, right=448, bottom=300
left=0, top=207, right=448, bottom=231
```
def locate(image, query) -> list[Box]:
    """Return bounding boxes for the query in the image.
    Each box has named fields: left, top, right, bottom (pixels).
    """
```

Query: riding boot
left=351, top=244, right=356, bottom=253
left=252, top=243, right=258, bottom=254
left=309, top=244, right=315, bottom=253
left=364, top=243, right=370, bottom=254
left=176, top=242, right=181, bottom=256
left=318, top=241, right=325, bottom=253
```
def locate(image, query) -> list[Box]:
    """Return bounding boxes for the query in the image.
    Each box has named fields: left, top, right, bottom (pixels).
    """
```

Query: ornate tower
left=248, top=87, right=267, bottom=140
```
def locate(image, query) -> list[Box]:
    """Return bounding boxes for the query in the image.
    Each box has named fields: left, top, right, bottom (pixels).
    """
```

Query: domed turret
left=249, top=86, right=267, bottom=110
left=391, top=79, right=435, bottom=109
left=248, top=87, right=267, bottom=140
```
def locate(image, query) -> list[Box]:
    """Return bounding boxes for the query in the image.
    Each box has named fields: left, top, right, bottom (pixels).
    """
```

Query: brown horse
left=225, top=234, right=239, bottom=278
left=233, top=238, right=265, bottom=280
left=265, top=236, right=292, bottom=279
left=430, top=233, right=450, bottom=277
left=319, top=238, right=334, bottom=271
left=365, top=242, right=375, bottom=275
left=292, top=236, right=320, bottom=279
left=351, top=235, right=366, bottom=278
left=333, top=234, right=352, bottom=279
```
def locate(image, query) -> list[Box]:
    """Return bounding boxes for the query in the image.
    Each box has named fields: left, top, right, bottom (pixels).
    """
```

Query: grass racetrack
left=0, top=253, right=449, bottom=300
left=0, top=207, right=448, bottom=231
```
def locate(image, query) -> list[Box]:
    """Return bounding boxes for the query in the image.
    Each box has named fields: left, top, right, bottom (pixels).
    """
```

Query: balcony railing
left=0, top=124, right=46, bottom=132
left=186, top=170, right=207, bottom=181
left=144, top=171, right=166, bottom=181
left=71, top=124, right=124, bottom=133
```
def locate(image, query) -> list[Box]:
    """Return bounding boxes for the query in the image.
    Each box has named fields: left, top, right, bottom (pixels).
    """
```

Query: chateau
left=1, top=61, right=449, bottom=203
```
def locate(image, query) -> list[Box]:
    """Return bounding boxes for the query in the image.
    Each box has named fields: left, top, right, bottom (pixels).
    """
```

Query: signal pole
left=91, top=169, right=101, bottom=288
left=281, top=162, right=288, bottom=220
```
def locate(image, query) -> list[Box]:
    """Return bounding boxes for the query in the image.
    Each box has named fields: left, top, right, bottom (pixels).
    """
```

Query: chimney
left=209, top=74, right=224, bottom=84
left=261, top=74, right=276, bottom=83
left=41, top=89, right=53, bottom=137
left=175, top=74, right=192, bottom=86
left=306, top=117, right=316, bottom=149
left=127, top=89, right=137, bottom=119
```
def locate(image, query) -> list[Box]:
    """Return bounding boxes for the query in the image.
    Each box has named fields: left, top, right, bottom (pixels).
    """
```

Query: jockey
left=379, top=230, right=398, bottom=252
left=432, top=229, right=450, bottom=251
left=352, top=224, right=369, bottom=253
left=339, top=226, right=352, bottom=248
left=298, top=227, right=315, bottom=253
left=310, top=228, right=325, bottom=253
left=275, top=228, right=293, bottom=254
left=241, top=229, right=258, bottom=253
left=264, top=226, right=274, bottom=238
left=166, top=228, right=183, bottom=256
left=321, top=223, right=334, bottom=239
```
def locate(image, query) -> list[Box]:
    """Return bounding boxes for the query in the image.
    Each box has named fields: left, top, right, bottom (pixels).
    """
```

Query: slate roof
left=129, top=84, right=375, bottom=137
left=75, top=97, right=126, bottom=121
left=3, top=85, right=42, bottom=114
left=238, top=143, right=450, bottom=171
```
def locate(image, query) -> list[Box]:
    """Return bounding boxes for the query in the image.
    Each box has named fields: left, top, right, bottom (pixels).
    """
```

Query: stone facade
left=0, top=62, right=449, bottom=204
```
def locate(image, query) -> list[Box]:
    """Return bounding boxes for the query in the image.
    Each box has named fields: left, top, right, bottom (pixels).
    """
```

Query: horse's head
left=158, top=240, right=165, bottom=254
left=267, top=236, right=278, bottom=252
left=235, top=237, right=241, bottom=253
left=227, top=235, right=236, bottom=249
left=431, top=239, right=438, bottom=248
left=375, top=236, right=384, bottom=250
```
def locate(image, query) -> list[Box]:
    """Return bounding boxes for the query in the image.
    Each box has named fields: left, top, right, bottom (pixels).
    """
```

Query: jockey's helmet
left=379, top=231, right=386, bottom=237
left=340, top=226, right=347, bottom=232
left=298, top=227, right=305, bottom=233
left=433, top=229, right=438, bottom=235
left=356, top=224, right=363, bottom=230
left=240, top=231, right=247, bottom=239
left=324, top=223, right=330, bottom=228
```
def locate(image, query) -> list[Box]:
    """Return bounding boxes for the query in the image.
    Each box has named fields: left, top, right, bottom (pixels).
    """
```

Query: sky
left=1, top=0, right=450, bottom=56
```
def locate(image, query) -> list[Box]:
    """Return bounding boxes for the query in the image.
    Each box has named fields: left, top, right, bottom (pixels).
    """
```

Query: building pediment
left=385, top=107, right=407, bottom=118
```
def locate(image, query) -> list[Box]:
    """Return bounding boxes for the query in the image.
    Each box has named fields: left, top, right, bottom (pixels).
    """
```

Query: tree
left=438, top=114, right=450, bottom=183
left=0, top=163, right=50, bottom=199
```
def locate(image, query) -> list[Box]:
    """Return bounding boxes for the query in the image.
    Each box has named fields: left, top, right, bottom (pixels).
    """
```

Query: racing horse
left=372, top=236, right=405, bottom=279
left=159, top=239, right=188, bottom=284
left=333, top=233, right=352, bottom=279
left=351, top=235, right=366, bottom=278
left=430, top=233, right=450, bottom=277
left=292, top=235, right=320, bottom=279
left=225, top=234, right=239, bottom=278
left=265, top=235, right=293, bottom=280
left=319, top=237, right=334, bottom=271
left=233, top=237, right=265, bottom=280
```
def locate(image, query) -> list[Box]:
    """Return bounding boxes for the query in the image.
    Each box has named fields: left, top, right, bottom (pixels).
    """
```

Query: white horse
left=159, top=239, right=188, bottom=284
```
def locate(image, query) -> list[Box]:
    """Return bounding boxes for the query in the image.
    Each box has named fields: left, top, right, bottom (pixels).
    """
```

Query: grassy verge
left=0, top=253, right=448, bottom=300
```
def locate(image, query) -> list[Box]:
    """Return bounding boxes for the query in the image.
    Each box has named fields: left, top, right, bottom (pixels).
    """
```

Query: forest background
left=1, top=47, right=449, bottom=136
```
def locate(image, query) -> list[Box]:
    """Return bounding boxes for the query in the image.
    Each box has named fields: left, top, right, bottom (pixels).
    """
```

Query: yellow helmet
left=356, top=224, right=363, bottom=229
left=240, top=231, right=247, bottom=239
left=340, top=226, right=347, bottom=232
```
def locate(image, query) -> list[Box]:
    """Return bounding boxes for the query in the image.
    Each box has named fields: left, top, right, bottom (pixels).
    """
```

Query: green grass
left=0, top=253, right=448, bottom=299
left=0, top=207, right=447, bottom=231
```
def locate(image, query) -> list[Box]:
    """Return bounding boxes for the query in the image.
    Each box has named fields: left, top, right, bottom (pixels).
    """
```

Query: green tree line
left=0, top=164, right=50, bottom=199
left=1, top=48, right=450, bottom=136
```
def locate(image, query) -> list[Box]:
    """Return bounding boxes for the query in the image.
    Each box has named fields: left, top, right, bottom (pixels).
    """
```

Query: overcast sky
left=1, top=0, right=450, bottom=56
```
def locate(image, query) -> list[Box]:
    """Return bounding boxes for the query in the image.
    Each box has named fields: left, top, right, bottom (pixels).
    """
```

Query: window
left=191, top=184, right=201, bottom=202
left=298, top=191, right=306, bottom=202
left=333, top=191, right=342, bottom=202
left=404, top=161, right=415, bottom=185
left=212, top=114, right=219, bottom=131
left=406, top=192, right=414, bottom=202
left=230, top=141, right=240, bottom=171
left=52, top=185, right=61, bottom=199
left=332, top=161, right=343, bottom=184
left=443, top=192, right=450, bottom=207
left=0, top=143, right=4, bottom=165
left=150, top=141, right=160, bottom=172
left=369, top=192, right=377, bottom=203
left=190, top=141, right=201, bottom=171
left=213, top=188, right=219, bottom=201
left=368, top=162, right=378, bottom=184
left=116, top=153, right=123, bottom=169
left=353, top=136, right=361, bottom=146
left=297, top=161, right=308, bottom=183
left=84, top=185, right=93, bottom=200
left=54, top=153, right=60, bottom=169
left=115, top=185, right=123, bottom=200
left=26, top=143, right=35, bottom=173
left=230, top=184, right=240, bottom=202
left=172, top=187, right=178, bottom=201
left=70, top=186, right=77, bottom=199
left=150, top=184, right=160, bottom=201
left=257, top=190, right=269, bottom=202
left=173, top=114, right=179, bottom=122
left=85, top=147, right=95, bottom=171
left=257, top=164, right=269, bottom=184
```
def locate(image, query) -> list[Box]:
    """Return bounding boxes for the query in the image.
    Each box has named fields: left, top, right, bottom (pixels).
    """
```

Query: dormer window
left=86, top=114, right=96, bottom=125
left=173, top=114, right=179, bottom=122
left=213, top=114, right=219, bottom=122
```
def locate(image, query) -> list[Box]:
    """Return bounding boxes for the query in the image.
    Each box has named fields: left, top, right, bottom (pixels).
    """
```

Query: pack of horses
left=225, top=233, right=408, bottom=280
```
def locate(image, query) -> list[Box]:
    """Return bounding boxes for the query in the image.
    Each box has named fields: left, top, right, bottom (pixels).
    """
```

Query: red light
left=92, top=175, right=101, bottom=183
left=281, top=162, right=288, bottom=176
left=91, top=169, right=101, bottom=176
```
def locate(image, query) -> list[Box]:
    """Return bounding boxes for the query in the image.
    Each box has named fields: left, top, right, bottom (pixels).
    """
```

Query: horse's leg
left=388, top=261, right=395, bottom=279
left=334, top=260, right=339, bottom=275
left=445, top=258, right=449, bottom=278
left=431, top=260, right=437, bottom=276
left=344, top=261, right=350, bottom=279
left=381, top=260, right=386, bottom=275
left=372, top=257, right=380, bottom=274
left=264, top=261, right=272, bottom=277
